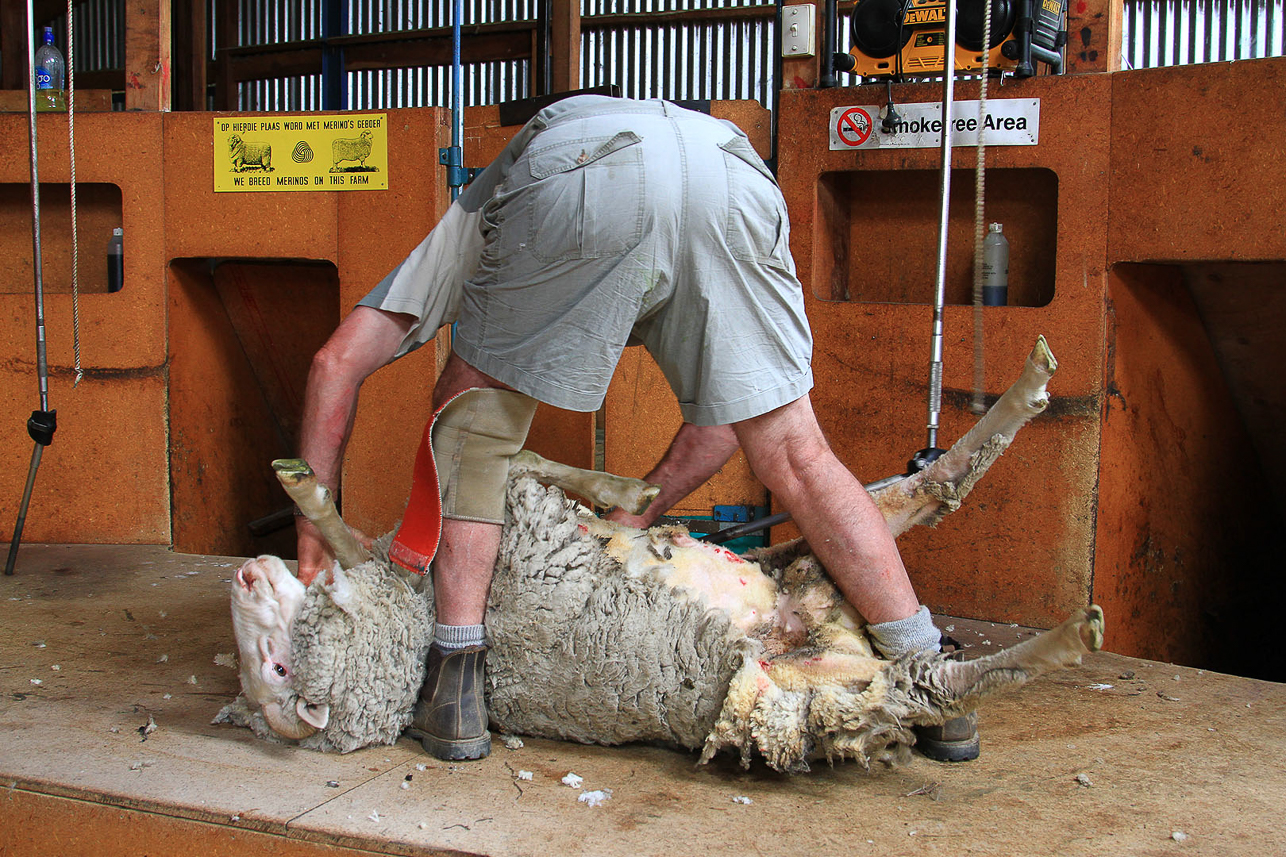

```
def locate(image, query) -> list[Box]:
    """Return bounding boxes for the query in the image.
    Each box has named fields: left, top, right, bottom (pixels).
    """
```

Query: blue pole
left=451, top=0, right=463, bottom=201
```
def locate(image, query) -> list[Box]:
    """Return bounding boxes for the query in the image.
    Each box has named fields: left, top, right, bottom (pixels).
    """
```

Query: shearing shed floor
left=1, top=544, right=1282, bottom=857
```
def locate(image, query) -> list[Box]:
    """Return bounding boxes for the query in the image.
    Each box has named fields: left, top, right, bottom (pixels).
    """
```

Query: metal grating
left=1122, top=0, right=1284, bottom=67
left=45, top=0, right=126, bottom=73
left=580, top=0, right=778, bottom=108
left=36, top=0, right=1286, bottom=112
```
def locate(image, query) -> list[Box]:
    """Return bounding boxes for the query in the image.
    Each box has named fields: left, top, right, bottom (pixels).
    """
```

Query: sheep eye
left=273, top=663, right=287, bottom=677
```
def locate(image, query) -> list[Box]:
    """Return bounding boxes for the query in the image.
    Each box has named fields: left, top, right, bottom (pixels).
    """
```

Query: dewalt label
left=213, top=114, right=389, bottom=192
left=905, top=7, right=946, bottom=24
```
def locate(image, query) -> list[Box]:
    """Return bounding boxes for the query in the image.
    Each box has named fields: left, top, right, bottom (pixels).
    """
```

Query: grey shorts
left=453, top=99, right=813, bottom=427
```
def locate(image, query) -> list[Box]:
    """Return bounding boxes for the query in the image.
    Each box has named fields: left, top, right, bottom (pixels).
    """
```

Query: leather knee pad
left=431, top=389, right=537, bottom=524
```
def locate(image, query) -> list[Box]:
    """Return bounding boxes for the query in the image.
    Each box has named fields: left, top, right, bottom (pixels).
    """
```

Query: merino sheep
left=221, top=337, right=1105, bottom=770
left=331, top=130, right=373, bottom=171
left=228, top=135, right=272, bottom=172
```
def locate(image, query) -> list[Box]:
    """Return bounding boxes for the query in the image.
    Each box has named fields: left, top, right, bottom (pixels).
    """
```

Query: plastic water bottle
left=107, top=228, right=124, bottom=292
left=982, top=222, right=1009, bottom=307
left=34, top=27, right=66, bottom=112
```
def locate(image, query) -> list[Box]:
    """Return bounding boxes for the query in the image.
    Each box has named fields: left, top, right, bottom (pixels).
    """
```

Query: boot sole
left=915, top=733, right=981, bottom=762
left=408, top=726, right=492, bottom=761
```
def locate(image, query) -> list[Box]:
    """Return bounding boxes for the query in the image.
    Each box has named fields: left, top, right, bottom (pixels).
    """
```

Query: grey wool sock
left=866, top=606, right=942, bottom=659
left=434, top=623, right=486, bottom=652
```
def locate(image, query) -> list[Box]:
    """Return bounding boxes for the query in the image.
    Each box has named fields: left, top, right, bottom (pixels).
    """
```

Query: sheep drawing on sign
left=219, top=338, right=1107, bottom=771
left=331, top=130, right=374, bottom=172
left=228, top=135, right=272, bottom=172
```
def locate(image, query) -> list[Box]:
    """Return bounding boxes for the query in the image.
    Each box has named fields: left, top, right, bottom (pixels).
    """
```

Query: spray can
left=107, top=228, right=124, bottom=293
left=982, top=222, right=1009, bottom=307
left=34, top=27, right=66, bottom=112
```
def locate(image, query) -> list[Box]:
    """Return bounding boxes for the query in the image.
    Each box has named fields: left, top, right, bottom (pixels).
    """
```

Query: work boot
left=412, top=644, right=491, bottom=760
left=915, top=711, right=980, bottom=762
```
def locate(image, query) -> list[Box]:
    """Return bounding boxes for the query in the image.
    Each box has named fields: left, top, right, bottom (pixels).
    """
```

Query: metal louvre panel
left=1123, top=0, right=1285, bottom=68
left=580, top=0, right=777, bottom=107
left=47, top=0, right=124, bottom=72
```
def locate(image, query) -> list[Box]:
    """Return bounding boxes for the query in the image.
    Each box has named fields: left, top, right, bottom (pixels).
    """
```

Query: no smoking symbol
left=836, top=108, right=873, bottom=147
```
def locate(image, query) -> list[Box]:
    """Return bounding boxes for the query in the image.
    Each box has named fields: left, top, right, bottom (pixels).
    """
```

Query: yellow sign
left=213, top=113, right=389, bottom=192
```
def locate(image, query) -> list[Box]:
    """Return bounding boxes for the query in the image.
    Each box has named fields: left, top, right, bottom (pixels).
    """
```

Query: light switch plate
left=782, top=5, right=816, bottom=58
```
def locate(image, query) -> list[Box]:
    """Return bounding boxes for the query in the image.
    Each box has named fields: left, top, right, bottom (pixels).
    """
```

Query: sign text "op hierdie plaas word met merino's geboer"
left=213, top=114, right=389, bottom=192
left=829, top=99, right=1040, bottom=151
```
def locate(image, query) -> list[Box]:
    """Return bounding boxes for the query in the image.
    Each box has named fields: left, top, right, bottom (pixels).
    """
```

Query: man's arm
left=295, top=306, right=415, bottom=583
left=605, top=422, right=740, bottom=528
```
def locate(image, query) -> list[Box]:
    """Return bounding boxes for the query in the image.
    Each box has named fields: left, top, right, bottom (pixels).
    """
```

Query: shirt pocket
left=720, top=135, right=794, bottom=275
left=525, top=131, right=646, bottom=262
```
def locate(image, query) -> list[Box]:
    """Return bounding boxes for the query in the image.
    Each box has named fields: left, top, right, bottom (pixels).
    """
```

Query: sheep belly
left=485, top=480, right=756, bottom=750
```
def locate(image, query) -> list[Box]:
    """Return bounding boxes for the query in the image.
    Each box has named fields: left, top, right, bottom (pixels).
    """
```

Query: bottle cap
left=988, top=222, right=1003, bottom=232
left=43, top=27, right=54, bottom=43
left=112, top=227, right=123, bottom=236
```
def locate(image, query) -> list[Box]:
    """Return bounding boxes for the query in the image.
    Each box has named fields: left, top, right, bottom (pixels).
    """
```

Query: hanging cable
left=970, top=0, right=994, bottom=416
left=67, top=0, right=83, bottom=386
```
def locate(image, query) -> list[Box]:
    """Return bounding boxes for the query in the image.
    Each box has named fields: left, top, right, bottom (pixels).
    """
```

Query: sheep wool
left=217, top=537, right=433, bottom=754
left=486, top=478, right=756, bottom=749
left=290, top=552, right=433, bottom=753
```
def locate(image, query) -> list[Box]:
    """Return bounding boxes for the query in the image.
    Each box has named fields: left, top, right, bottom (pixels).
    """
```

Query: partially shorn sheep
left=220, top=337, right=1105, bottom=771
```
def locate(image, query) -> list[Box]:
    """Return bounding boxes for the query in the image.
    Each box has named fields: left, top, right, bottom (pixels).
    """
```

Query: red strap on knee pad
left=388, top=392, right=471, bottom=576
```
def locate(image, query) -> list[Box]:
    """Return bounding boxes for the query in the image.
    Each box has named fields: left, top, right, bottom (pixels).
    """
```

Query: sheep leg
left=915, top=606, right=1104, bottom=719
left=272, top=458, right=371, bottom=570
left=508, top=449, right=661, bottom=515
left=871, top=336, right=1058, bottom=537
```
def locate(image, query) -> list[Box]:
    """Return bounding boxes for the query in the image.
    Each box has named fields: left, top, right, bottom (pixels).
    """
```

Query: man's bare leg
left=410, top=353, right=527, bottom=761
left=733, top=394, right=975, bottom=761
left=731, top=394, right=919, bottom=626
left=427, top=353, right=522, bottom=624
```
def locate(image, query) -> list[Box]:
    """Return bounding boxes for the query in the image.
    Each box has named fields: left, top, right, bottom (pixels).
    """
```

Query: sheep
left=220, top=337, right=1105, bottom=771
left=220, top=538, right=431, bottom=753
left=331, top=130, right=373, bottom=171
left=228, top=135, right=273, bottom=172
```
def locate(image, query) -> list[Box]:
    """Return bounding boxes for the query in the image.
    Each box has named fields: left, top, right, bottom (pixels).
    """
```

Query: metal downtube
left=7, top=0, right=56, bottom=576
left=925, top=0, right=959, bottom=453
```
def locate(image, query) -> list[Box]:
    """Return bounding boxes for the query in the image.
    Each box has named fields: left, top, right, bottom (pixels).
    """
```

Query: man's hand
left=604, top=422, right=739, bottom=528
left=296, top=516, right=376, bottom=586
left=295, top=517, right=336, bottom=586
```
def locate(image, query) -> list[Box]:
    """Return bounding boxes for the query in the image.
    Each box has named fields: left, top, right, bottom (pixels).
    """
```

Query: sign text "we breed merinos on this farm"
left=213, top=114, right=389, bottom=192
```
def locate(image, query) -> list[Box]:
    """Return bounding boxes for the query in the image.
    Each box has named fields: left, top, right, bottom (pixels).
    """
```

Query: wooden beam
left=125, top=0, right=172, bottom=110
left=579, top=4, right=777, bottom=31
left=215, top=0, right=236, bottom=109
left=342, top=31, right=533, bottom=71
left=1, top=3, right=27, bottom=91
left=172, top=0, right=209, bottom=111
left=225, top=48, right=326, bottom=83
left=1066, top=0, right=1124, bottom=73
left=550, top=0, right=580, bottom=93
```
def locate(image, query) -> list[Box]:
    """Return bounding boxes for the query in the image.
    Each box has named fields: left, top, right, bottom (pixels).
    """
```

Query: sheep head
left=230, top=554, right=329, bottom=740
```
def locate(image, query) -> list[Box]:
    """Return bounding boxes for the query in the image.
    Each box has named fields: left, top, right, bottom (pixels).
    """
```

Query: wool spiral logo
left=292, top=141, right=314, bottom=164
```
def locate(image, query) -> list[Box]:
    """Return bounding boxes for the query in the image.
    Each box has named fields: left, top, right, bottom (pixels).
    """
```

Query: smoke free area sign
left=830, top=99, right=1039, bottom=150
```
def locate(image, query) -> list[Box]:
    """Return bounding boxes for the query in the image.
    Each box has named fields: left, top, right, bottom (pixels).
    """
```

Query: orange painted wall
left=2, top=61, right=1283, bottom=675
left=1099, top=59, right=1286, bottom=677
left=768, top=74, right=1112, bottom=630
left=1, top=112, right=169, bottom=544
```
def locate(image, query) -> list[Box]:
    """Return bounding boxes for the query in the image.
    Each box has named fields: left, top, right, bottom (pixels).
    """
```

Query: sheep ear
left=297, top=699, right=330, bottom=730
